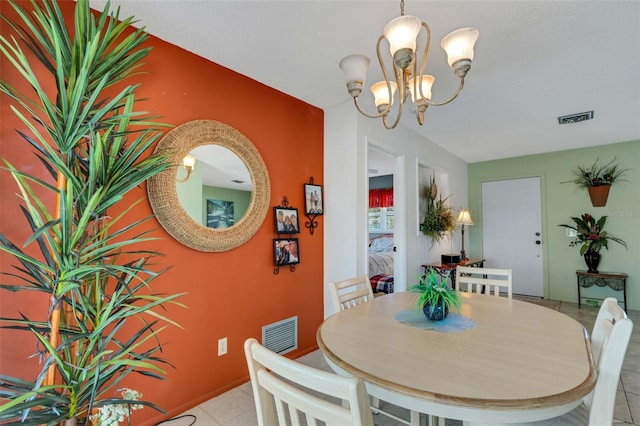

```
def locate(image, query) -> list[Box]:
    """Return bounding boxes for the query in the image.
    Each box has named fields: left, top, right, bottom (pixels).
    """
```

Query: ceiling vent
left=557, top=111, right=594, bottom=125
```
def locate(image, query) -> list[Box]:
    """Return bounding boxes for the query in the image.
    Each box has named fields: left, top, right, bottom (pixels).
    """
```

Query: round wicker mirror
left=147, top=120, right=270, bottom=252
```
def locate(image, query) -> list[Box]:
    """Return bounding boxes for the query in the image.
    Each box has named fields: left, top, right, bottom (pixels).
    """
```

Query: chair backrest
left=244, top=338, right=374, bottom=426
left=329, top=275, right=374, bottom=312
left=585, top=297, right=633, bottom=426
left=456, top=266, right=513, bottom=298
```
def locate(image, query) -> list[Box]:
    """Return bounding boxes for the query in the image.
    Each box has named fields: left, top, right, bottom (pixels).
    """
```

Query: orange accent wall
left=0, top=1, right=324, bottom=424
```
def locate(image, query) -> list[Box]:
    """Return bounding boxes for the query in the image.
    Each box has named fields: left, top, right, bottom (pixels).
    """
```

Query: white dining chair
left=329, top=275, right=375, bottom=312
left=244, top=338, right=374, bottom=426
left=328, top=275, right=423, bottom=426
left=473, top=297, right=633, bottom=426
left=456, top=266, right=513, bottom=299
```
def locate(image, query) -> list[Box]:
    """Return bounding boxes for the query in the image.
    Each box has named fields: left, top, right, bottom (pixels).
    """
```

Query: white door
left=481, top=177, right=544, bottom=297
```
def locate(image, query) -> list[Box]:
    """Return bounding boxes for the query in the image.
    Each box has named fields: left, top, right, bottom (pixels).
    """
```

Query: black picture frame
left=273, top=238, right=300, bottom=266
left=274, top=207, right=300, bottom=234
left=304, top=184, right=323, bottom=215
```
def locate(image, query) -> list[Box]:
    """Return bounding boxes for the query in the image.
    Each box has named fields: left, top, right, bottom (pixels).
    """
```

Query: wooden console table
left=576, top=270, right=628, bottom=310
left=422, top=258, right=485, bottom=290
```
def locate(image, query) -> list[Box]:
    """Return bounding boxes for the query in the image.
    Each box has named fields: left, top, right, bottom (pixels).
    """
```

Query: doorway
left=367, top=145, right=405, bottom=291
left=481, top=177, right=544, bottom=297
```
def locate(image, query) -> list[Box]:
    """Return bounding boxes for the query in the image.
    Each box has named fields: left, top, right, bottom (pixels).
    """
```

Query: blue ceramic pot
left=423, top=302, right=449, bottom=321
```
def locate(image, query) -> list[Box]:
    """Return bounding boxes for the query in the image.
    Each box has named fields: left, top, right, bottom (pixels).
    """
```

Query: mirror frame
left=148, top=120, right=270, bottom=252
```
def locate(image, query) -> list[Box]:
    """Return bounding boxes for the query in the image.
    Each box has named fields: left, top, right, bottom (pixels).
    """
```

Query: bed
left=368, top=234, right=394, bottom=294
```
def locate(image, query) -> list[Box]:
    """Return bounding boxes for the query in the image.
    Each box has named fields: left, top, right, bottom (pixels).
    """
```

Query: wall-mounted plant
left=420, top=174, right=455, bottom=244
left=566, top=157, right=629, bottom=206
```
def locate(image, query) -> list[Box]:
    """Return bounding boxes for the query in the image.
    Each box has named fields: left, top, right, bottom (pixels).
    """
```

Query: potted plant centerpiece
left=410, top=268, right=460, bottom=321
left=559, top=213, right=627, bottom=273
left=567, top=158, right=629, bottom=206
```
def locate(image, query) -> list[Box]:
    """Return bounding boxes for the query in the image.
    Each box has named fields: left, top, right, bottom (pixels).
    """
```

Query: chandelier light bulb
left=441, top=28, right=479, bottom=73
left=371, top=81, right=398, bottom=109
left=409, top=75, right=435, bottom=103
left=384, top=15, right=421, bottom=69
left=339, top=54, right=371, bottom=97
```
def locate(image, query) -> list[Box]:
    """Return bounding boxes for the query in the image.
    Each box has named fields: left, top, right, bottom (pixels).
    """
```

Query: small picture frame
left=274, top=207, right=300, bottom=234
left=304, top=184, right=323, bottom=215
left=273, top=238, right=300, bottom=266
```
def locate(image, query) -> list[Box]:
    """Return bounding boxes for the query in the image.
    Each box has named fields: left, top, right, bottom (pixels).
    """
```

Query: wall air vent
left=557, top=111, right=594, bottom=125
left=262, top=316, right=298, bottom=355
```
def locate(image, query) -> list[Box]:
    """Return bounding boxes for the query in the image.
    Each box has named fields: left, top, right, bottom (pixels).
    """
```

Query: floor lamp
left=456, top=209, right=473, bottom=260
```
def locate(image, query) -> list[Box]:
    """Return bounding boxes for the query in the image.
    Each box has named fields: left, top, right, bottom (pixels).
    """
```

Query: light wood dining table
left=316, top=292, right=597, bottom=424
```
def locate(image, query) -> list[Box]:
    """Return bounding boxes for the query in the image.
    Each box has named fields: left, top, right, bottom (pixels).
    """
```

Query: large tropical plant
left=0, top=1, right=183, bottom=424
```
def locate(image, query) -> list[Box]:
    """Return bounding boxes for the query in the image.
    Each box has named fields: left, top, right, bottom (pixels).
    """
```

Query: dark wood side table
left=576, top=270, right=628, bottom=310
left=422, top=258, right=485, bottom=290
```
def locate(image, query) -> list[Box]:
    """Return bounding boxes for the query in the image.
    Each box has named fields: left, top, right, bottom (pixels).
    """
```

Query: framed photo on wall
left=273, top=238, right=300, bottom=266
left=304, top=184, right=323, bottom=215
left=274, top=207, right=300, bottom=234
left=206, top=199, right=234, bottom=228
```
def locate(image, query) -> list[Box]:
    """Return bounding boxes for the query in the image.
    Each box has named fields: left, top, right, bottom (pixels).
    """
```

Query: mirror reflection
left=176, top=145, right=252, bottom=229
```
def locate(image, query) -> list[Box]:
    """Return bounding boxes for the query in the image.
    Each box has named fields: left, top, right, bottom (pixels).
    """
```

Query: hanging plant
left=420, top=174, right=455, bottom=243
left=564, top=157, right=629, bottom=207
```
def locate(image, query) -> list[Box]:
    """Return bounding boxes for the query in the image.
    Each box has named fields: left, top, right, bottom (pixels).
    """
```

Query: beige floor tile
left=626, top=392, right=640, bottom=424
left=622, top=371, right=640, bottom=396
left=220, top=408, right=259, bottom=426
left=624, top=353, right=640, bottom=373
left=615, top=389, right=633, bottom=423
left=198, top=387, right=255, bottom=425
left=174, top=406, right=221, bottom=426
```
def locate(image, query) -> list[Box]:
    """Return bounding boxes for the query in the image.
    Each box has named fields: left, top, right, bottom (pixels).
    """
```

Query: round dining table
left=316, top=292, right=597, bottom=424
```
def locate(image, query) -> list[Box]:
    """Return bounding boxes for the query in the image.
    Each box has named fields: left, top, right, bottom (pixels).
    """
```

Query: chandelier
left=339, top=0, right=479, bottom=130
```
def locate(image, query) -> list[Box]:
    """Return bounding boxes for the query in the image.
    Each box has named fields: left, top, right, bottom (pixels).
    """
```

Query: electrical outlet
left=218, top=337, right=227, bottom=356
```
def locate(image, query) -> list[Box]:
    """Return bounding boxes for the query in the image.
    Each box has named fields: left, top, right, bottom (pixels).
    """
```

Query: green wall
left=468, top=140, right=640, bottom=309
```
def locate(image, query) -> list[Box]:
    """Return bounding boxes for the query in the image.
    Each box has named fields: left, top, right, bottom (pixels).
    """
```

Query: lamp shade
left=409, top=75, right=435, bottom=103
left=371, top=81, right=398, bottom=107
left=456, top=209, right=473, bottom=226
left=183, top=154, right=196, bottom=169
left=339, top=54, right=370, bottom=84
left=383, top=15, right=422, bottom=56
left=441, top=28, right=479, bottom=68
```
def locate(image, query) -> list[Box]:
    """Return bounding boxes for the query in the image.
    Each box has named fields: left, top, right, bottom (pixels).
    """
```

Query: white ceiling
left=91, top=0, right=640, bottom=164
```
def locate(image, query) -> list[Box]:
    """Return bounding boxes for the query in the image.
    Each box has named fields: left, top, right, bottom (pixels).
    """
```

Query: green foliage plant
left=420, top=174, right=455, bottom=244
left=409, top=268, right=460, bottom=316
left=559, top=213, right=627, bottom=255
left=0, top=1, right=184, bottom=424
left=567, top=157, right=629, bottom=188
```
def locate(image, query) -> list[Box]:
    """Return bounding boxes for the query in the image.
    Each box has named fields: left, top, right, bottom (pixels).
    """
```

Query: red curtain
left=369, top=188, right=394, bottom=208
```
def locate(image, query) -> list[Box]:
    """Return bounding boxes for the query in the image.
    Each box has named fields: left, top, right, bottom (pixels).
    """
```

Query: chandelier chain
left=400, top=0, right=405, bottom=16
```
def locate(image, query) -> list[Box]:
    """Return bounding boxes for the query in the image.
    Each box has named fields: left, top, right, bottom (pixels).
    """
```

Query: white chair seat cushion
left=494, top=403, right=588, bottom=425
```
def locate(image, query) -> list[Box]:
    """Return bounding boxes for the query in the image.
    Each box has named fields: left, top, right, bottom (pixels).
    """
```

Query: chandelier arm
left=412, top=52, right=424, bottom=125
left=381, top=64, right=405, bottom=130
left=416, top=21, right=432, bottom=102
left=376, top=35, right=396, bottom=106
left=423, top=77, right=466, bottom=107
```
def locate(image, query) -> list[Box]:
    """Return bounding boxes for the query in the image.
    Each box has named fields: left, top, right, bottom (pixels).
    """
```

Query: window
left=369, top=207, right=394, bottom=232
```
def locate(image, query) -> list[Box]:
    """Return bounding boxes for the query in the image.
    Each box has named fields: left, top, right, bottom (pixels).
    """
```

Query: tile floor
left=166, top=297, right=640, bottom=426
